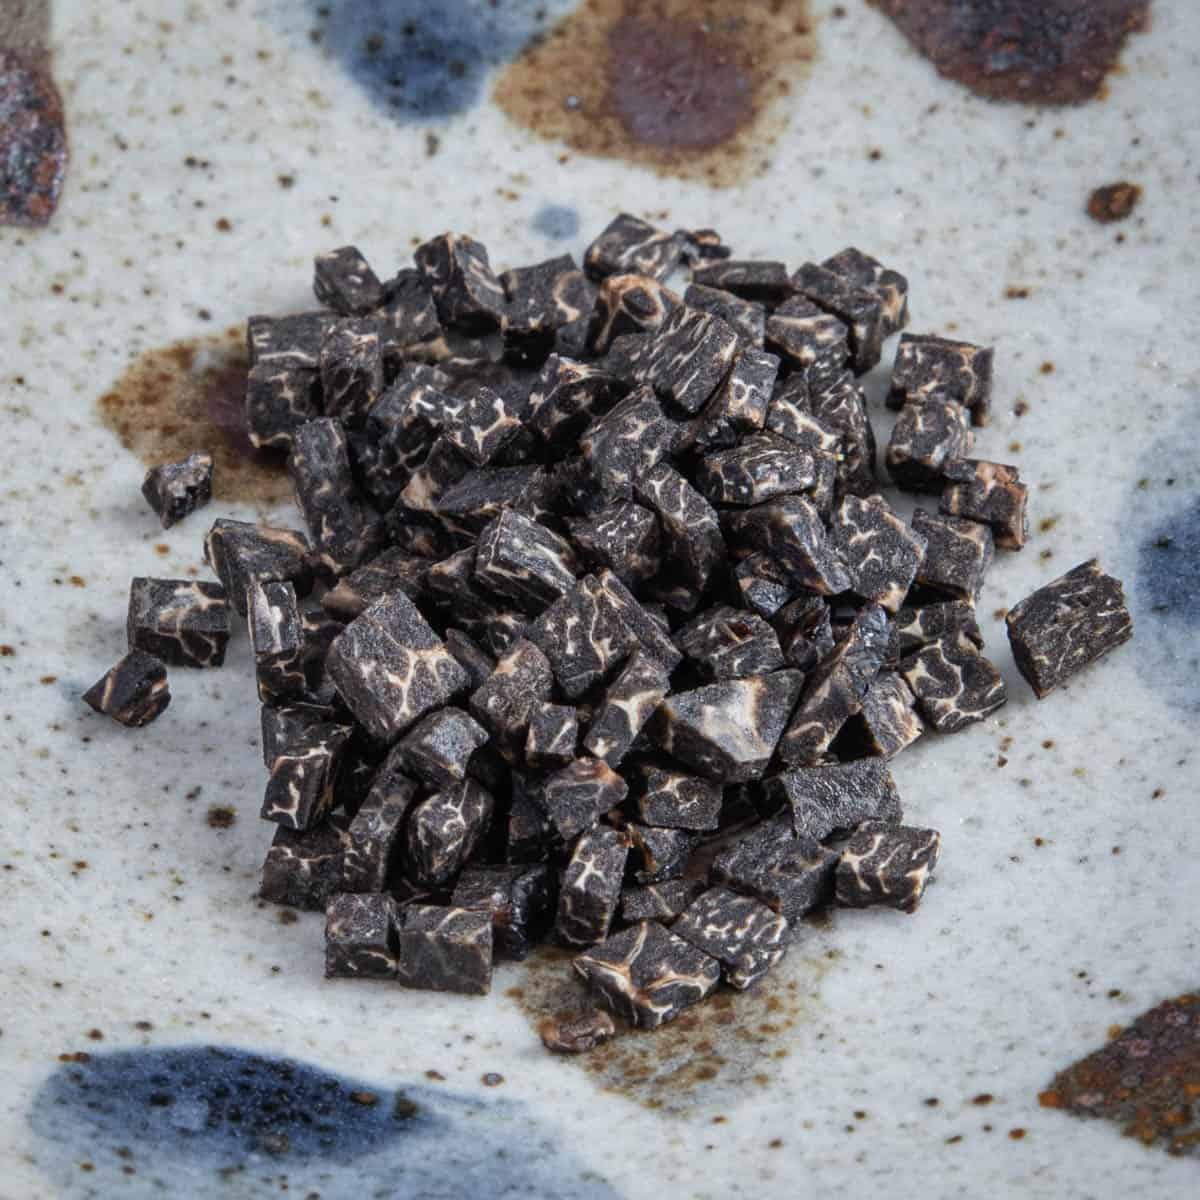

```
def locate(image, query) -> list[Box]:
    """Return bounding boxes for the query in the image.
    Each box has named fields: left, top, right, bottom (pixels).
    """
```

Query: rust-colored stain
left=1087, top=181, right=1142, bottom=224
left=1039, top=993, right=1200, bottom=1156
left=868, top=0, right=1151, bottom=105
left=494, top=0, right=816, bottom=186
left=0, top=47, right=67, bottom=226
left=96, top=330, right=291, bottom=507
left=510, top=937, right=829, bottom=1113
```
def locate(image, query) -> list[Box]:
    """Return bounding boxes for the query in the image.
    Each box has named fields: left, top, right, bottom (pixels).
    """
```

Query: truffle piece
left=941, top=458, right=1029, bottom=550
left=894, top=600, right=984, bottom=658
left=566, top=501, right=660, bottom=588
left=778, top=605, right=890, bottom=765
left=506, top=770, right=552, bottom=864
left=289, top=418, right=383, bottom=577
left=681, top=347, right=779, bottom=453
left=245, top=364, right=322, bottom=452
left=141, top=452, right=213, bottom=529
left=772, top=594, right=836, bottom=674
left=673, top=886, right=789, bottom=990
left=632, top=763, right=722, bottom=831
left=204, top=518, right=313, bottom=615
left=326, top=590, right=468, bottom=742
left=248, top=580, right=307, bottom=704
left=626, top=305, right=741, bottom=415
left=433, top=464, right=547, bottom=536
left=527, top=355, right=629, bottom=446
left=885, top=395, right=974, bottom=493
left=319, top=317, right=384, bottom=427
left=579, top=386, right=680, bottom=499
left=574, top=921, right=720, bottom=1029
left=626, top=823, right=698, bottom=884
left=809, top=372, right=876, bottom=497
left=367, top=367, right=451, bottom=472
left=830, top=493, right=927, bottom=613
left=762, top=759, right=903, bottom=841
left=261, top=721, right=353, bottom=831
left=722, top=495, right=851, bottom=595
left=469, top=638, right=554, bottom=758
left=247, top=310, right=336, bottom=370
left=822, top=247, right=909, bottom=342
left=766, top=296, right=851, bottom=381
left=260, top=815, right=350, bottom=910
left=539, top=756, right=629, bottom=843
left=398, top=707, right=490, bottom=790
left=444, top=629, right=496, bottom=692
left=452, top=863, right=554, bottom=960
left=675, top=605, right=784, bottom=681
left=694, top=436, right=820, bottom=507
left=525, top=703, right=579, bottom=770
left=396, top=438, right=475, bottom=515
left=500, top=253, right=595, bottom=350
left=733, top=553, right=797, bottom=620
left=405, top=778, right=495, bottom=888
left=711, top=817, right=838, bottom=922
left=1004, top=559, right=1133, bottom=699
left=540, top=1009, right=618, bottom=1055
left=414, top=232, right=507, bottom=333
left=324, top=893, right=401, bottom=979
left=901, top=630, right=1008, bottom=732
left=888, top=333, right=994, bottom=426
left=555, top=826, right=631, bottom=947
left=474, top=510, right=578, bottom=614
left=764, top=375, right=842, bottom=455
left=792, top=261, right=887, bottom=374
left=260, top=701, right=338, bottom=769
left=692, top=259, right=792, bottom=305
left=633, top=462, right=725, bottom=598
left=395, top=905, right=493, bottom=995
left=376, top=269, right=442, bottom=368
left=836, top=822, right=940, bottom=913
left=126, top=577, right=231, bottom=668
left=855, top=671, right=925, bottom=759
left=342, top=753, right=418, bottom=893
left=439, top=383, right=529, bottom=466
left=620, top=878, right=707, bottom=924
left=587, top=273, right=682, bottom=356
left=651, top=671, right=805, bottom=783
left=584, top=213, right=684, bottom=281
left=82, top=650, right=171, bottom=727
left=313, top=245, right=385, bottom=315
left=911, top=509, right=994, bottom=600
left=598, top=570, right=683, bottom=672
left=321, top=548, right=430, bottom=621
left=684, top=282, right=766, bottom=346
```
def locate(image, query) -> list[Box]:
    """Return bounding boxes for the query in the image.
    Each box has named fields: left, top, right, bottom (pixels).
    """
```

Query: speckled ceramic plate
left=3, top=2, right=1198, bottom=1198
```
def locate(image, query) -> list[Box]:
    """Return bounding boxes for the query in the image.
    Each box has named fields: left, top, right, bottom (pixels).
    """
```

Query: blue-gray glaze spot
left=532, top=204, right=581, bottom=241
left=286, top=0, right=570, bottom=121
left=1138, top=497, right=1200, bottom=627
left=29, top=1045, right=620, bottom=1200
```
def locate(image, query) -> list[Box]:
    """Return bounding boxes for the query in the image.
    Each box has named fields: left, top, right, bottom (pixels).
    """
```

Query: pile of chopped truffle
left=85, top=214, right=1134, bottom=1038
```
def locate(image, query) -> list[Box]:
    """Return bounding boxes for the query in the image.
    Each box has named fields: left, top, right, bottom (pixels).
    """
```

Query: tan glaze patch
left=494, top=0, right=816, bottom=187
left=512, top=920, right=831, bottom=1114
left=97, top=330, right=291, bottom=507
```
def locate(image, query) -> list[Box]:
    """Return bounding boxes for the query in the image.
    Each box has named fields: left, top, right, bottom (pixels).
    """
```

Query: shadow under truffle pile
left=84, top=214, right=1134, bottom=1040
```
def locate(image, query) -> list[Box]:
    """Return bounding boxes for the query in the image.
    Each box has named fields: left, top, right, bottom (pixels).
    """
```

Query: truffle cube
left=260, top=815, right=350, bottom=911
left=433, top=464, right=547, bottom=536
left=579, top=386, right=680, bottom=499
left=324, top=893, right=401, bottom=979
left=261, top=721, right=353, bottom=831
left=894, top=600, right=983, bottom=659
left=733, top=553, right=797, bottom=620
left=694, top=437, right=820, bottom=507
left=673, top=886, right=789, bottom=990
left=722, top=495, right=851, bottom=595
left=911, top=509, right=994, bottom=600
left=836, top=822, right=940, bottom=913
left=627, top=305, right=741, bottom=415
left=626, top=823, right=698, bottom=884
left=469, top=638, right=554, bottom=758
left=809, top=372, right=876, bottom=497
left=574, top=921, right=720, bottom=1029
left=82, top=650, right=171, bottom=727
left=830, top=494, right=927, bottom=613
left=888, top=332, right=994, bottom=426
left=634, top=462, right=725, bottom=598
left=584, top=213, right=684, bottom=281
left=682, top=347, right=779, bottom=453
left=583, top=649, right=671, bottom=767
left=313, top=245, right=385, bottom=315
left=474, top=510, right=577, bottom=614
left=762, top=759, right=903, bottom=841
left=620, top=879, right=707, bottom=925
left=342, top=752, right=418, bottom=892
left=684, top=282, right=766, bottom=346
left=414, top=232, right=508, bottom=333
left=692, top=259, right=792, bottom=305
left=127, top=577, right=231, bottom=668
left=204, top=518, right=313, bottom=615
left=821, top=247, right=909, bottom=342
left=247, top=310, right=336, bottom=370
left=395, top=905, right=493, bottom=995
left=856, top=671, right=925, bottom=759
left=1004, top=559, right=1133, bottom=699
left=260, top=701, right=338, bottom=769
left=792, top=261, right=887, bottom=374
left=326, top=590, right=469, bottom=743
left=506, top=770, right=552, bottom=864
left=766, top=297, right=851, bottom=382
left=248, top=580, right=307, bottom=704
left=396, top=438, right=475, bottom=515
left=587, top=273, right=682, bottom=356
left=651, top=671, right=805, bottom=783
left=598, top=570, right=683, bottom=671
left=367, top=367, right=450, bottom=473
left=778, top=605, right=890, bottom=765
left=439, top=383, right=529, bottom=466
left=444, top=629, right=496, bottom=692
left=764, top=375, right=842, bottom=455
left=527, top=355, right=629, bottom=447
left=452, top=863, right=555, bottom=960
left=141, top=452, right=213, bottom=529
left=711, top=817, right=839, bottom=922
left=320, top=317, right=384, bottom=427
left=500, top=253, right=595, bottom=348
left=632, top=763, right=722, bottom=831
left=941, top=458, right=1029, bottom=550
left=565, top=501, right=660, bottom=588
left=398, top=707, right=490, bottom=790
left=321, top=548, right=430, bottom=622
left=901, top=630, right=1008, bottom=732
left=525, top=703, right=579, bottom=770
left=405, top=778, right=495, bottom=888
left=246, top=364, right=322, bottom=452
left=885, top=396, right=974, bottom=493
left=375, top=269, right=442, bottom=368
left=773, top=594, right=836, bottom=674
left=555, top=826, right=631, bottom=947
left=540, top=756, right=629, bottom=843
left=675, top=605, right=784, bottom=681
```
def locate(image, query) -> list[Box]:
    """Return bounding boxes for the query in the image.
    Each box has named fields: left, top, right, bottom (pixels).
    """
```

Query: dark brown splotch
left=494, top=1, right=816, bottom=186
left=1039, top=993, right=1200, bottom=1157
left=0, top=46, right=67, bottom=226
left=509, top=935, right=829, bottom=1113
left=868, top=0, right=1150, bottom=105
left=97, top=331, right=291, bottom=507
left=1087, top=181, right=1142, bottom=223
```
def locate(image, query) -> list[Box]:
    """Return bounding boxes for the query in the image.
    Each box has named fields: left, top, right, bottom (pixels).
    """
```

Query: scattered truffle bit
left=313, top=245, right=385, bottom=316
left=141, top=453, right=214, bottom=529
left=835, top=822, right=941, bottom=913
left=539, top=1008, right=617, bottom=1054
left=82, top=651, right=171, bottom=727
